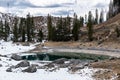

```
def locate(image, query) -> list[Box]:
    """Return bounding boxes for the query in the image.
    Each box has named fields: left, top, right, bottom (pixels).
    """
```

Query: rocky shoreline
left=0, top=41, right=119, bottom=80
left=0, top=53, right=119, bottom=80
left=30, top=45, right=120, bottom=58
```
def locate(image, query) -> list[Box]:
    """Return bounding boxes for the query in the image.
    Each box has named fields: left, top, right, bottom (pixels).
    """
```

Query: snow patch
left=0, top=40, right=37, bottom=55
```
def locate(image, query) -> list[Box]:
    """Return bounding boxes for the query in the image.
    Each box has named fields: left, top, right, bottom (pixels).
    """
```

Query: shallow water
left=20, top=52, right=110, bottom=61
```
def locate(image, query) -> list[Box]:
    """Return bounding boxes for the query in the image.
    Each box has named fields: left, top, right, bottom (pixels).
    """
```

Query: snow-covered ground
left=0, top=56, right=95, bottom=80
left=0, top=40, right=36, bottom=55
left=0, top=40, right=96, bottom=80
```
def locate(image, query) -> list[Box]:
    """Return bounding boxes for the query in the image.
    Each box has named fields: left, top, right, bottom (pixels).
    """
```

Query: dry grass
left=44, top=41, right=120, bottom=49
left=90, top=59, right=120, bottom=80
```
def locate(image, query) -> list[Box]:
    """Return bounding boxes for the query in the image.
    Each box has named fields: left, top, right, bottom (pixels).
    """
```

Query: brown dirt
left=44, top=41, right=120, bottom=49
left=90, top=59, right=120, bottom=80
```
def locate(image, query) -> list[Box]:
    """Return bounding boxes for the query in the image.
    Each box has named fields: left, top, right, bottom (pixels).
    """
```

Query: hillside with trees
left=0, top=0, right=120, bottom=44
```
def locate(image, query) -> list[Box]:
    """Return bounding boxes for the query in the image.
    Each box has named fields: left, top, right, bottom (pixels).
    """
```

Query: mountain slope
left=93, top=13, right=120, bottom=43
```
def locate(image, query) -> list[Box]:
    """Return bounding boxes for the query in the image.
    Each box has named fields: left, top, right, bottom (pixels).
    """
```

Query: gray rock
left=11, top=54, right=22, bottom=61
left=69, top=59, right=81, bottom=65
left=68, top=65, right=84, bottom=72
left=44, top=63, right=55, bottom=69
left=0, top=54, right=7, bottom=57
left=15, top=60, right=30, bottom=68
left=6, top=67, right=12, bottom=72
left=22, top=65, right=37, bottom=73
left=52, top=58, right=67, bottom=64
left=37, top=66, right=45, bottom=69
left=0, top=64, right=2, bottom=67
left=23, top=42, right=30, bottom=46
left=109, top=57, right=117, bottom=60
left=59, top=63, right=69, bottom=68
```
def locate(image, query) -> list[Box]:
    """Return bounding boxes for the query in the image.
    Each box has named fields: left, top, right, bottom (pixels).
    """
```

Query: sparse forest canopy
left=0, top=11, right=104, bottom=42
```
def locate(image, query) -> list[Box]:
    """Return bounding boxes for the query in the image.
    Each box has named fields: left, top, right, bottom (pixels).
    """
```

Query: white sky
left=0, top=0, right=110, bottom=17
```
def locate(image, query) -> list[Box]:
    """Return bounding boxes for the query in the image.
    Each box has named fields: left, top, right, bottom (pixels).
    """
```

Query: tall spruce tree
left=0, top=20, right=4, bottom=38
left=38, top=29, right=43, bottom=42
left=47, top=14, right=52, bottom=41
left=99, top=10, right=104, bottom=23
left=13, top=18, right=18, bottom=42
left=26, top=13, right=34, bottom=42
left=72, top=13, right=79, bottom=41
left=66, top=15, right=71, bottom=32
left=87, top=11, right=93, bottom=41
left=19, top=18, right=26, bottom=42
left=30, top=16, right=35, bottom=41
left=79, top=17, right=84, bottom=27
left=4, top=20, right=10, bottom=41
left=108, top=0, right=114, bottom=19
left=113, top=0, right=120, bottom=15
left=26, top=13, right=31, bottom=41
left=95, top=9, right=98, bottom=24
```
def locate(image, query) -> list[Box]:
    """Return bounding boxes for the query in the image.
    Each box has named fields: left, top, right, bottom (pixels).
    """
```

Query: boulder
left=68, top=65, right=84, bottom=72
left=22, top=65, right=37, bottom=73
left=23, top=42, right=30, bottom=46
left=52, top=58, right=67, bottom=64
left=0, top=54, right=7, bottom=57
left=11, top=54, right=22, bottom=61
left=58, top=63, right=70, bottom=68
left=109, top=57, right=117, bottom=60
left=44, top=63, right=55, bottom=69
left=69, top=59, right=81, bottom=65
left=6, top=67, right=12, bottom=72
left=15, top=60, right=30, bottom=68
left=0, top=64, right=2, bottom=67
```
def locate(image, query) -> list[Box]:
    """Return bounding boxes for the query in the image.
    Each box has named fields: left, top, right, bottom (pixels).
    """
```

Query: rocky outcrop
left=0, top=64, right=2, bottom=67
left=6, top=67, right=12, bottom=72
left=22, top=65, right=37, bottom=73
left=15, top=60, right=30, bottom=68
left=11, top=54, right=22, bottom=61
left=52, top=58, right=67, bottom=64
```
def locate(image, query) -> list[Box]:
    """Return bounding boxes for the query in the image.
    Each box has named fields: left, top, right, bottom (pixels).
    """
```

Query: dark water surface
left=20, top=52, right=110, bottom=61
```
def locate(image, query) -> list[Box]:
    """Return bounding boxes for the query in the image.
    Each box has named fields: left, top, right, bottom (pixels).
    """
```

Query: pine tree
left=79, top=17, right=84, bottom=27
left=19, top=18, right=26, bottom=42
left=38, top=29, right=43, bottom=42
left=95, top=9, right=98, bottom=24
left=66, top=15, right=71, bottom=32
left=99, top=10, right=104, bottom=23
left=13, top=18, right=18, bottom=42
left=55, top=17, right=63, bottom=41
left=51, top=27, right=56, bottom=41
left=0, top=20, right=4, bottom=38
left=26, top=13, right=31, bottom=41
left=26, top=13, right=34, bottom=42
left=54, top=16, right=72, bottom=41
left=108, top=0, right=114, bottom=19
left=4, top=20, right=10, bottom=41
left=72, top=13, right=79, bottom=41
left=87, top=11, right=93, bottom=41
left=30, top=16, right=35, bottom=41
left=107, top=0, right=120, bottom=18
left=113, top=0, right=120, bottom=15
left=47, top=14, right=52, bottom=41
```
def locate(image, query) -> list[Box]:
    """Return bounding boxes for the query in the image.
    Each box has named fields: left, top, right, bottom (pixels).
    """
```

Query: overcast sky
left=0, top=0, right=110, bottom=17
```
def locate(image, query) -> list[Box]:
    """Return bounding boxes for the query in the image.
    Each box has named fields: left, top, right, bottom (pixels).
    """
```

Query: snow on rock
left=0, top=58, right=95, bottom=80
left=0, top=40, right=37, bottom=55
